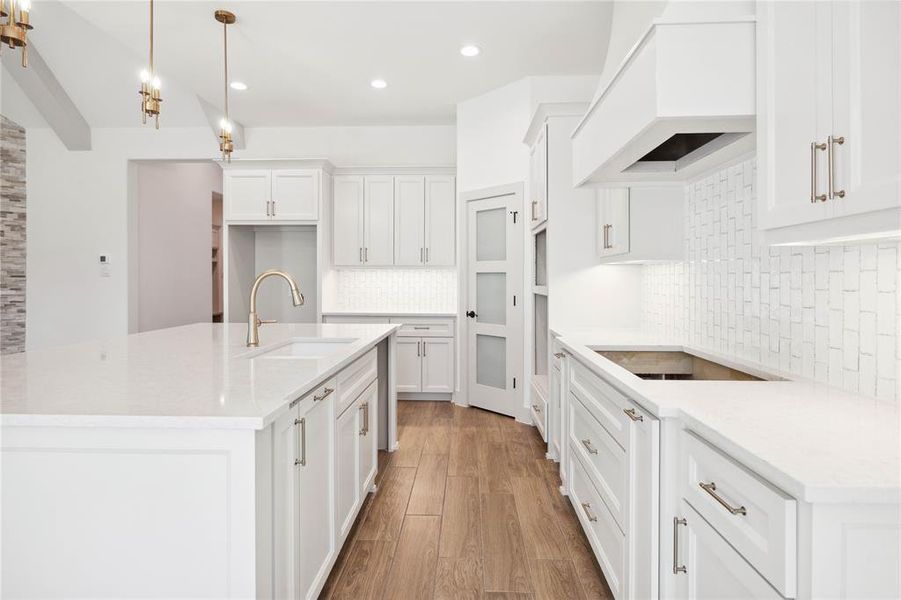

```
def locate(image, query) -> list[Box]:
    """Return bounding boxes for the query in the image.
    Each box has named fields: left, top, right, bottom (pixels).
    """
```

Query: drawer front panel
left=337, top=348, right=378, bottom=416
left=291, top=377, right=338, bottom=414
left=569, top=358, right=631, bottom=449
left=569, top=446, right=626, bottom=600
left=681, top=430, right=797, bottom=597
left=569, top=393, right=627, bottom=531
left=390, top=317, right=455, bottom=337
left=531, top=389, right=547, bottom=440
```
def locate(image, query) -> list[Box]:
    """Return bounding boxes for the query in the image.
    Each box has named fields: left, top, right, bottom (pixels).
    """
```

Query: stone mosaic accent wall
left=642, top=158, right=901, bottom=401
left=1, top=115, right=26, bottom=354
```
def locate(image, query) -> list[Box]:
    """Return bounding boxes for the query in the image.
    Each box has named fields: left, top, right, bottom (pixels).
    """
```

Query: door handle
left=295, top=417, right=306, bottom=466
left=364, top=247, right=369, bottom=262
left=420, top=247, right=424, bottom=263
left=810, top=141, right=827, bottom=203
left=271, top=200, right=276, bottom=217
left=425, top=247, right=429, bottom=263
left=417, top=341, right=420, bottom=357
left=465, top=310, right=477, bottom=319
left=580, top=502, right=598, bottom=522
left=422, top=341, right=426, bottom=357
left=699, top=481, right=747, bottom=515
left=359, top=404, right=366, bottom=436
left=828, top=135, right=845, bottom=199
left=623, top=408, right=643, bottom=422
left=580, top=438, right=598, bottom=455
left=673, top=517, right=687, bottom=574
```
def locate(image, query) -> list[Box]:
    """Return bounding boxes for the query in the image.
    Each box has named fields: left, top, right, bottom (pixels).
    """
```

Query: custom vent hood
left=572, top=18, right=756, bottom=186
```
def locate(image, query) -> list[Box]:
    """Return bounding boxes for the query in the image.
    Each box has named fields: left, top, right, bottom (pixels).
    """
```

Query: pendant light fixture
left=215, top=9, right=236, bottom=162
left=0, top=0, right=33, bottom=68
left=139, top=0, right=162, bottom=128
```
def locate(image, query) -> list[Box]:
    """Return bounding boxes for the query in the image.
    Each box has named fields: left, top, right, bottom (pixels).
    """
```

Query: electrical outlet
left=99, top=254, right=111, bottom=277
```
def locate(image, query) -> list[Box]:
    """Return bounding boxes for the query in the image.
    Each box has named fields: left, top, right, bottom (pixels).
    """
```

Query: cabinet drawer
left=390, top=317, right=454, bottom=337
left=569, top=359, right=632, bottom=449
left=569, top=447, right=625, bottom=600
left=290, top=377, right=338, bottom=411
left=569, top=393, right=627, bottom=532
left=530, top=385, right=547, bottom=441
left=336, top=348, right=378, bottom=416
left=681, top=430, right=797, bottom=597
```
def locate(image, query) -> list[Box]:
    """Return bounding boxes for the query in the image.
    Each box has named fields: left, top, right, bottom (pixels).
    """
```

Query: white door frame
left=457, top=182, right=527, bottom=421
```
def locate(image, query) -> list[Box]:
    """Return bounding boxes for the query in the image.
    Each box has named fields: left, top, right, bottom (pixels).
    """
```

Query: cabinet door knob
left=465, top=310, right=477, bottom=319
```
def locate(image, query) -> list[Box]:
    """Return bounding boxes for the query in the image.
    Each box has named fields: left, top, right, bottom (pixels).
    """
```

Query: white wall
left=19, top=123, right=454, bottom=350
left=136, top=162, right=222, bottom=332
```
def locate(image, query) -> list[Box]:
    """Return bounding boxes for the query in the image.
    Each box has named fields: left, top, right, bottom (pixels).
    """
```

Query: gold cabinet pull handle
left=828, top=135, right=845, bottom=199
left=811, top=141, right=827, bottom=203
left=623, top=408, right=643, bottom=422
left=295, top=417, right=306, bottom=466
left=673, top=517, right=687, bottom=574
left=699, top=481, right=747, bottom=515
left=580, top=438, right=598, bottom=455
left=581, top=502, right=598, bottom=522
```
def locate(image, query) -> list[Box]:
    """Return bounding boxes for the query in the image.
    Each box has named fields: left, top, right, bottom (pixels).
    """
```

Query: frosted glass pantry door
left=465, top=188, right=523, bottom=417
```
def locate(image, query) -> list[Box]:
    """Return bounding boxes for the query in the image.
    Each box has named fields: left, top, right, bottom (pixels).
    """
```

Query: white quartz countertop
left=0, top=323, right=399, bottom=430
left=553, top=328, right=901, bottom=504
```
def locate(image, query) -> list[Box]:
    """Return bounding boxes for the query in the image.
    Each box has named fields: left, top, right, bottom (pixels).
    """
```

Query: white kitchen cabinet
left=357, top=381, right=378, bottom=495
left=421, top=338, right=455, bottom=393
left=424, top=175, right=456, bottom=265
left=395, top=338, right=423, bottom=393
left=272, top=381, right=335, bottom=600
left=225, top=169, right=321, bottom=222
left=566, top=358, right=659, bottom=600
left=335, top=397, right=360, bottom=540
left=529, top=123, right=549, bottom=229
left=394, top=176, right=426, bottom=266
left=596, top=188, right=630, bottom=260
left=394, top=175, right=456, bottom=266
left=674, top=500, right=782, bottom=600
left=225, top=170, right=271, bottom=221
left=363, top=176, right=395, bottom=265
left=271, top=170, right=319, bottom=221
left=596, top=187, right=683, bottom=264
left=758, top=0, right=901, bottom=243
left=333, top=176, right=365, bottom=266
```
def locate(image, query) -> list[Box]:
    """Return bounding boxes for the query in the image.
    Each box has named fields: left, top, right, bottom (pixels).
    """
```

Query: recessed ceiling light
left=230, top=81, right=248, bottom=91
left=460, top=45, right=480, bottom=57
left=370, top=79, right=387, bottom=89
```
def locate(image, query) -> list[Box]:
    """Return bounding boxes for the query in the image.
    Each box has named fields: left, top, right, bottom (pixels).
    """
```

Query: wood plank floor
left=321, top=400, right=614, bottom=600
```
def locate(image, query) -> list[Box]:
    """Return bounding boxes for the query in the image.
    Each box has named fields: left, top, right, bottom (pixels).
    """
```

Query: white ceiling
left=25, top=1, right=611, bottom=128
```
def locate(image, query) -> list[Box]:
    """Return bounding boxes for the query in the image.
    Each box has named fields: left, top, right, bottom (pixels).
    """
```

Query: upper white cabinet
left=334, top=172, right=455, bottom=267
left=333, top=176, right=365, bottom=266
left=596, top=187, right=683, bottom=264
left=596, top=188, right=630, bottom=260
left=225, top=168, right=321, bottom=221
left=424, top=176, right=456, bottom=266
left=272, top=171, right=319, bottom=221
left=529, top=124, right=549, bottom=229
left=364, top=176, right=395, bottom=266
left=758, top=0, right=901, bottom=244
left=225, top=171, right=271, bottom=221
left=395, top=177, right=426, bottom=266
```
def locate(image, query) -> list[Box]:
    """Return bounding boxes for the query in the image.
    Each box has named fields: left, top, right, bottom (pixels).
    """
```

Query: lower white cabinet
left=336, top=378, right=379, bottom=541
left=674, top=500, right=782, bottom=600
left=395, top=338, right=423, bottom=393
left=357, top=381, right=378, bottom=495
left=395, top=337, right=454, bottom=394
left=272, top=381, right=336, bottom=600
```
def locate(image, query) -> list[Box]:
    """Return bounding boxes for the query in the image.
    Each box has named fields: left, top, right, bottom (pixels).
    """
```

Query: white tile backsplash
left=329, top=268, right=457, bottom=313
left=642, top=158, right=901, bottom=401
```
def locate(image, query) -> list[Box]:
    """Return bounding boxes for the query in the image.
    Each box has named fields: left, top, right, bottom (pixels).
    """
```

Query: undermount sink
left=596, top=350, right=780, bottom=381
left=245, top=337, right=358, bottom=360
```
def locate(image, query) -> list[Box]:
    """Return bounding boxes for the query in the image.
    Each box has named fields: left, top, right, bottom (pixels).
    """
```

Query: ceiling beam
left=1, top=41, right=91, bottom=151
left=196, top=95, right=245, bottom=151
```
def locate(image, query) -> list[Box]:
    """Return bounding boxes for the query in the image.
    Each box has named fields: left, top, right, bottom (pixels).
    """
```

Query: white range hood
left=572, top=18, right=756, bottom=187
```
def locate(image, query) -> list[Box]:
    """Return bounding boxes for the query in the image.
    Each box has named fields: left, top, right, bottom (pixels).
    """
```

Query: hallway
left=321, top=401, right=613, bottom=599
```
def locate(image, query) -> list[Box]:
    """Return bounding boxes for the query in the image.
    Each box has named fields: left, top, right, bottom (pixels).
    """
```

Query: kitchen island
left=1, top=322, right=400, bottom=599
